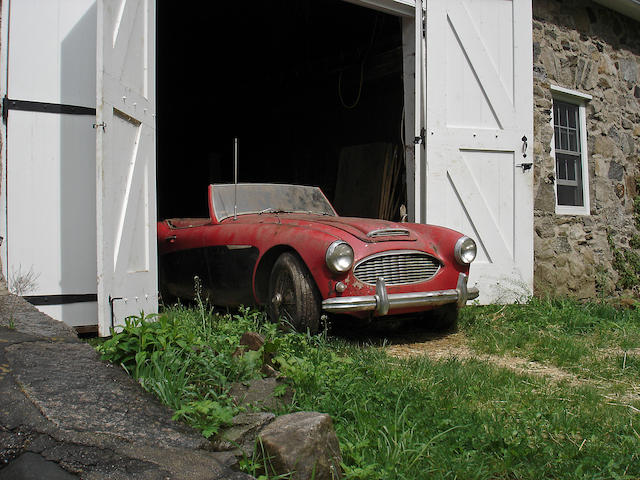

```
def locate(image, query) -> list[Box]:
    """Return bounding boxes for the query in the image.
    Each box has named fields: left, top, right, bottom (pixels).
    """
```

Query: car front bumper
left=321, top=273, right=479, bottom=316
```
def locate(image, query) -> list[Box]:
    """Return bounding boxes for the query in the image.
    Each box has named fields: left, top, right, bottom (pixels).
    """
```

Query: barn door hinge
left=2, top=95, right=96, bottom=122
left=2, top=96, right=8, bottom=122
left=93, top=122, right=106, bottom=132
left=414, top=127, right=426, bottom=147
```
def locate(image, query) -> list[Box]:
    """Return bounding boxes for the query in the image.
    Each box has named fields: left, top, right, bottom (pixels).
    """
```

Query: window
left=554, top=101, right=583, bottom=206
left=550, top=86, right=591, bottom=215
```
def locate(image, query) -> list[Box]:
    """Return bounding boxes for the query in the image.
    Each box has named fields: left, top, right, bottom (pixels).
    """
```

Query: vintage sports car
left=157, top=183, right=479, bottom=333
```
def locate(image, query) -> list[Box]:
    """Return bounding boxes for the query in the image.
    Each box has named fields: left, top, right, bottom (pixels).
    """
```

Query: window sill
left=555, top=205, right=590, bottom=216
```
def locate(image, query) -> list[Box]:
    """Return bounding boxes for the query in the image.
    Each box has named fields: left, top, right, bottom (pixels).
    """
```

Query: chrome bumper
left=321, top=273, right=479, bottom=315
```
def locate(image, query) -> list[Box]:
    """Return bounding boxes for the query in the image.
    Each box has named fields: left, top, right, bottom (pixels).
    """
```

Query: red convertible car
left=157, top=183, right=479, bottom=333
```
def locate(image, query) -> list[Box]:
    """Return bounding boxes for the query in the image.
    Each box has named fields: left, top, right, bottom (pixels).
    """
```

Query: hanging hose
left=338, top=63, right=365, bottom=109
left=337, top=15, right=378, bottom=110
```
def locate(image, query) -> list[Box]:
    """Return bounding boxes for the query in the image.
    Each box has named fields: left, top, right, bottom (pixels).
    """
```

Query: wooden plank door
left=96, top=0, right=157, bottom=335
left=423, top=0, right=533, bottom=302
left=3, top=0, right=98, bottom=326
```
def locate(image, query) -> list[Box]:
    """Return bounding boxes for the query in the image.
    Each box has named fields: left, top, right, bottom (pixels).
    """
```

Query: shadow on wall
left=60, top=1, right=98, bottom=324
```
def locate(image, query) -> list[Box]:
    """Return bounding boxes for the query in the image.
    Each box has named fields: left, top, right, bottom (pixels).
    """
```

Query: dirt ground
left=378, top=329, right=640, bottom=408
left=331, top=317, right=639, bottom=408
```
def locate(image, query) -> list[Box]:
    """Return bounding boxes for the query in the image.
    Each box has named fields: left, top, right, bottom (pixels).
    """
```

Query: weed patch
left=96, top=302, right=640, bottom=479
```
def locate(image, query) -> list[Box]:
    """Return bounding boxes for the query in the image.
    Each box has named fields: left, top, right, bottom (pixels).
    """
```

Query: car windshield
left=211, top=183, right=337, bottom=220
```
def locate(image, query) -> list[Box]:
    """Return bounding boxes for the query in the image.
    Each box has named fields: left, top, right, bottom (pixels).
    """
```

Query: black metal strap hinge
left=23, top=293, right=97, bottom=306
left=3, top=96, right=96, bottom=122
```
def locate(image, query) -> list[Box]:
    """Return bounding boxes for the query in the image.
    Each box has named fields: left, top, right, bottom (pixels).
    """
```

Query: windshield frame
left=210, top=183, right=337, bottom=221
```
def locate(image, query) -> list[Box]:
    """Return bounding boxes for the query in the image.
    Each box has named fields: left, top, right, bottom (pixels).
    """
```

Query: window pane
left=566, top=156, right=576, bottom=181
left=554, top=126, right=560, bottom=149
left=557, top=184, right=584, bottom=206
left=556, top=155, right=567, bottom=180
left=556, top=152, right=581, bottom=185
left=560, top=128, right=568, bottom=150
left=557, top=104, right=566, bottom=127
left=568, top=130, right=577, bottom=152
left=568, top=106, right=577, bottom=128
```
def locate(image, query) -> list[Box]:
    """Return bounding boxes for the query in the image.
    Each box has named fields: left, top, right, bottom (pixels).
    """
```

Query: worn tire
left=429, top=304, right=459, bottom=332
left=268, top=252, right=321, bottom=334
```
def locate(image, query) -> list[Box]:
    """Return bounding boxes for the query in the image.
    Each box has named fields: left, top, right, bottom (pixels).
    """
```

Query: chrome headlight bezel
left=454, top=236, right=477, bottom=265
left=325, top=240, right=354, bottom=273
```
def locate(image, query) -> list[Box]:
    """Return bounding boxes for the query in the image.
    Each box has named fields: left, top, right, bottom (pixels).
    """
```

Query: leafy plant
left=607, top=177, right=640, bottom=290
left=95, top=301, right=640, bottom=479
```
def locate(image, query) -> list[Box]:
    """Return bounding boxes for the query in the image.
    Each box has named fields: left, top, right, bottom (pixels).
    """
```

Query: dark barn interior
left=157, top=0, right=406, bottom=220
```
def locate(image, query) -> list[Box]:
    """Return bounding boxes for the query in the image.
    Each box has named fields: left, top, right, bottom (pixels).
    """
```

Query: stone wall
left=532, top=0, right=640, bottom=298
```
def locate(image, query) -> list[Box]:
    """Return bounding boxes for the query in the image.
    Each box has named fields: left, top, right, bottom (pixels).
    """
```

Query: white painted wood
left=37, top=303, right=98, bottom=328
left=7, top=0, right=96, bottom=107
left=1, top=0, right=10, bottom=282
left=550, top=85, right=593, bottom=101
left=97, top=0, right=157, bottom=335
left=413, top=0, right=425, bottom=223
left=343, top=0, right=415, bottom=17
left=401, top=17, right=416, bottom=221
left=6, top=111, right=97, bottom=326
left=3, top=0, right=98, bottom=326
left=424, top=0, right=534, bottom=302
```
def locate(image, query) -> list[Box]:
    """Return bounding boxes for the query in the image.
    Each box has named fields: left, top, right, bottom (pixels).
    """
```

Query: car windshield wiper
left=299, top=210, right=333, bottom=216
left=258, top=208, right=288, bottom=215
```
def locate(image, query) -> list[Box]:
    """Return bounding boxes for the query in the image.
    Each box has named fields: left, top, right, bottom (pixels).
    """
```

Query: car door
left=159, top=225, right=209, bottom=301
left=201, top=223, right=259, bottom=306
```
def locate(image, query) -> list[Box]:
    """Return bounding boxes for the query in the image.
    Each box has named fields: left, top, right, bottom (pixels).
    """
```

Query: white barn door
left=423, top=0, right=533, bottom=302
left=3, top=0, right=98, bottom=327
left=96, top=0, right=157, bottom=335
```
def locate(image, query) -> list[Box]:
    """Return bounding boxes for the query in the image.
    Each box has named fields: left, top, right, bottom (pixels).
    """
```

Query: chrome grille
left=367, top=229, right=410, bottom=238
left=354, top=251, right=440, bottom=285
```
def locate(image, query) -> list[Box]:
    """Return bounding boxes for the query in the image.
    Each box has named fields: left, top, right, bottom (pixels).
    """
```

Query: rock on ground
left=258, top=412, right=342, bottom=480
left=212, top=412, right=275, bottom=458
left=0, top=292, right=255, bottom=480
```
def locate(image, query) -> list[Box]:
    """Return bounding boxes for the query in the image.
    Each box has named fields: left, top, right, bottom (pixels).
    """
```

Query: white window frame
left=550, top=85, right=592, bottom=216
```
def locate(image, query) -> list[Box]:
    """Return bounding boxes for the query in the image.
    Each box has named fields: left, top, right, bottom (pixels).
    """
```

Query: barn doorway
left=156, top=0, right=407, bottom=222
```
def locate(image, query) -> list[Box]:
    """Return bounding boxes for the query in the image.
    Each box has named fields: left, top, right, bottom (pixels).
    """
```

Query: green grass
left=95, top=300, right=640, bottom=479
left=460, top=297, right=640, bottom=386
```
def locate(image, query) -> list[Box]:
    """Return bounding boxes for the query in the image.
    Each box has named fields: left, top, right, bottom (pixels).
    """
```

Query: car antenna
left=234, top=137, right=238, bottom=221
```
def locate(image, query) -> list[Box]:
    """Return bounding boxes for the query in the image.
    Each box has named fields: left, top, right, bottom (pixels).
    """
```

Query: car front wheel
left=268, top=252, right=321, bottom=334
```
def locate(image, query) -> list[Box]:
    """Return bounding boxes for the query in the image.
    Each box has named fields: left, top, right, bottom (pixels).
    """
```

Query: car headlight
left=325, top=240, right=354, bottom=273
left=454, top=236, right=477, bottom=265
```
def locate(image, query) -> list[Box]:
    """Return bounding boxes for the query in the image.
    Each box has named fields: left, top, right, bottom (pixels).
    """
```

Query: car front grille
left=353, top=251, right=441, bottom=286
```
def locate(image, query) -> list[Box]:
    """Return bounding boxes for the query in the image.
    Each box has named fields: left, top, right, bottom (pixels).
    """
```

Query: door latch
left=516, top=163, right=533, bottom=172
left=521, top=135, right=528, bottom=158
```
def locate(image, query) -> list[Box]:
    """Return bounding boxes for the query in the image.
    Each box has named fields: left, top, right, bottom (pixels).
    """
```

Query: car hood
left=278, top=215, right=418, bottom=243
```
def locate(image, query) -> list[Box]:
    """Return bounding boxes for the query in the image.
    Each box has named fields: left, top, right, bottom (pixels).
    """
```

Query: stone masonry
left=532, top=0, right=640, bottom=297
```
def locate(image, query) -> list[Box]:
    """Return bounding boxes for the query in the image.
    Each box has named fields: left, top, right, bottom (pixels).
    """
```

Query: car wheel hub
left=272, top=292, right=283, bottom=306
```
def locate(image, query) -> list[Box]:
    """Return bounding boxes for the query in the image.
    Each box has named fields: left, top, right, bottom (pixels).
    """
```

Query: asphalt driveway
left=0, top=291, right=252, bottom=480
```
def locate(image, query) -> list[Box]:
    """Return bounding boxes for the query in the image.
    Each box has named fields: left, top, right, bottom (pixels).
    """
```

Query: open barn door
left=96, top=0, right=157, bottom=335
left=423, top=0, right=533, bottom=302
